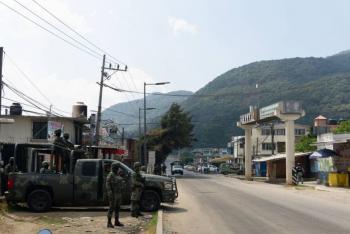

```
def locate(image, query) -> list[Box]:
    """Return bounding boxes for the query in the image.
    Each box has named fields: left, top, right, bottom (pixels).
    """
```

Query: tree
left=147, top=103, right=195, bottom=163
left=295, top=135, right=317, bottom=152
left=160, top=103, right=195, bottom=149
left=334, top=120, right=350, bottom=133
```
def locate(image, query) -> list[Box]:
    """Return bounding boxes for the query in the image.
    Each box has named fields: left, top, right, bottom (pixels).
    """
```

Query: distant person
left=162, top=163, right=167, bottom=175
left=40, top=161, right=51, bottom=174
left=63, top=133, right=74, bottom=150
left=106, top=162, right=125, bottom=228
left=4, top=157, right=18, bottom=175
left=295, top=163, right=304, bottom=184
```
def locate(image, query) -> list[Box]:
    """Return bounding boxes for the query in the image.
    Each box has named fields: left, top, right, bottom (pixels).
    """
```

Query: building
left=251, top=122, right=309, bottom=156
left=0, top=115, right=88, bottom=145
left=313, top=115, right=343, bottom=135
left=231, top=136, right=244, bottom=167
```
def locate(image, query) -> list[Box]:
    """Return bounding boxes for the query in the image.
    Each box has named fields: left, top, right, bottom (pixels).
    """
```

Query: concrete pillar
left=244, top=126, right=253, bottom=180
left=285, top=119, right=295, bottom=185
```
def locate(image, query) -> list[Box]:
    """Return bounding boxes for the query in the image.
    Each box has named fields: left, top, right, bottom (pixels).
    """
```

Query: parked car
left=201, top=164, right=209, bottom=173
left=208, top=165, right=218, bottom=173
left=219, top=163, right=240, bottom=175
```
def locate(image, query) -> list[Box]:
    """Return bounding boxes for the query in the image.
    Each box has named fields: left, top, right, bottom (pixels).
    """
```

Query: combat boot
left=115, top=217, right=124, bottom=227
left=107, top=217, right=114, bottom=228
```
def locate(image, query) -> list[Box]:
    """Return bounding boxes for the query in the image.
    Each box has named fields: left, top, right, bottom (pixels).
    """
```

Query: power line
left=13, top=0, right=103, bottom=59
left=3, top=51, right=52, bottom=105
left=0, top=0, right=101, bottom=60
left=2, top=81, right=64, bottom=117
left=31, top=0, right=127, bottom=66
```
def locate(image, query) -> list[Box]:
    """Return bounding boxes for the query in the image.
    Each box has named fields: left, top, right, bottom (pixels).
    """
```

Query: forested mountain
left=181, top=51, right=350, bottom=147
left=102, top=90, right=193, bottom=136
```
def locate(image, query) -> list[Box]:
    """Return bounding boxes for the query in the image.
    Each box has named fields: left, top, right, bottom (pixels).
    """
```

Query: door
left=74, top=161, right=99, bottom=205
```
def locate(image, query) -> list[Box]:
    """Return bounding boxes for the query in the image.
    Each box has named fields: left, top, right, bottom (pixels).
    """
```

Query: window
left=32, top=121, right=48, bottom=139
left=295, top=129, right=306, bottom=136
left=82, top=162, right=97, bottom=177
left=262, top=143, right=276, bottom=151
left=275, top=129, right=285, bottom=135
left=261, top=129, right=271, bottom=135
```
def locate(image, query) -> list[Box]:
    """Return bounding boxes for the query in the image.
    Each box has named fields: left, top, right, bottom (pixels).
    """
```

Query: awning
left=253, top=152, right=311, bottom=162
left=309, top=149, right=338, bottom=159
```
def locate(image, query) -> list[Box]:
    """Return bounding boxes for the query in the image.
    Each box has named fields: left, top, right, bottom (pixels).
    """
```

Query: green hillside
left=182, top=51, right=350, bottom=147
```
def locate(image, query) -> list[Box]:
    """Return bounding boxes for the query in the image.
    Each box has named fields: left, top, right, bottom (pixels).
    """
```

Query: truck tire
left=140, top=190, right=160, bottom=212
left=27, top=189, right=52, bottom=212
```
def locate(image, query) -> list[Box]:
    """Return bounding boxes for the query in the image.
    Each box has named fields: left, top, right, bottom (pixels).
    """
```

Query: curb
left=156, top=209, right=163, bottom=234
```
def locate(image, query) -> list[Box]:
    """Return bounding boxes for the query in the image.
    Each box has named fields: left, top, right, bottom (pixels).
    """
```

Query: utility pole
left=121, top=127, right=125, bottom=146
left=143, top=83, right=147, bottom=165
left=95, top=55, right=127, bottom=146
left=271, top=122, right=275, bottom=155
left=0, top=47, right=3, bottom=116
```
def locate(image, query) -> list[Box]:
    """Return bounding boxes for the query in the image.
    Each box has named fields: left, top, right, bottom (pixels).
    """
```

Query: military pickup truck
left=5, top=148, right=178, bottom=212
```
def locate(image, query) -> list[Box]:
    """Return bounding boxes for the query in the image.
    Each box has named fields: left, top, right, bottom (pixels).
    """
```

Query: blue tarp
left=309, top=149, right=338, bottom=159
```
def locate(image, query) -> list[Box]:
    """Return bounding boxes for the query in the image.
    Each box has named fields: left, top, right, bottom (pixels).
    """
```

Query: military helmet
left=42, top=161, right=49, bottom=166
left=111, top=162, right=120, bottom=169
left=134, top=162, right=142, bottom=169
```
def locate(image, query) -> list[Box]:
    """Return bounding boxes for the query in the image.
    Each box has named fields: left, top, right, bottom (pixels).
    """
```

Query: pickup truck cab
left=5, top=149, right=178, bottom=212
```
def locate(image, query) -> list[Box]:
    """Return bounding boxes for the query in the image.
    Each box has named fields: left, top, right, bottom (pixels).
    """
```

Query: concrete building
left=0, top=115, right=87, bottom=144
left=251, top=122, right=309, bottom=156
left=231, top=136, right=244, bottom=166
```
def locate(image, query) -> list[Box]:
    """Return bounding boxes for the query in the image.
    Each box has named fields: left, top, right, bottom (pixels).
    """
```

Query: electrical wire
left=13, top=0, right=103, bottom=59
left=3, top=51, right=52, bottom=105
left=0, top=0, right=101, bottom=60
left=31, top=0, right=127, bottom=66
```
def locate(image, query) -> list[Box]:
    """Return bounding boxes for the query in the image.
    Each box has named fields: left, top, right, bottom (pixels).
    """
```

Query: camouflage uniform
left=4, top=157, right=18, bottom=176
left=106, top=162, right=125, bottom=228
left=63, top=133, right=74, bottom=150
left=40, top=161, right=51, bottom=174
left=131, top=162, right=145, bottom=217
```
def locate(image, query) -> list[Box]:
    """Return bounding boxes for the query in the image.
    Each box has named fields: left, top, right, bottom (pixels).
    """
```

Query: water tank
left=72, top=102, right=87, bottom=118
left=10, top=103, right=22, bottom=115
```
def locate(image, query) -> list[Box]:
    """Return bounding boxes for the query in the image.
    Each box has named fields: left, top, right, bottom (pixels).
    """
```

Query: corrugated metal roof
left=253, top=152, right=311, bottom=162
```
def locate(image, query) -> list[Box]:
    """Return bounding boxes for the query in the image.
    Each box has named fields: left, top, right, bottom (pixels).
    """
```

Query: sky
left=1, top=0, right=350, bottom=116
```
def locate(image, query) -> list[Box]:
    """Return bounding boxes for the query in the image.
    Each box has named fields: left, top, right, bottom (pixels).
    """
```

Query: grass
left=146, top=212, right=158, bottom=234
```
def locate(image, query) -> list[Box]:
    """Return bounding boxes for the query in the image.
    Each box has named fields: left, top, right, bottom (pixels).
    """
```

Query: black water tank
left=10, top=103, right=22, bottom=115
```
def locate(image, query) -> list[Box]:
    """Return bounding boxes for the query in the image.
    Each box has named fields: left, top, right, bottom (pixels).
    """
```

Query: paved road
left=163, top=170, right=350, bottom=234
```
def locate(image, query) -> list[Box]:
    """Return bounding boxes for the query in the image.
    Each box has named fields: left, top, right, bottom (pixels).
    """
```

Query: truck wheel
left=140, top=190, right=160, bottom=212
left=27, top=189, right=52, bottom=212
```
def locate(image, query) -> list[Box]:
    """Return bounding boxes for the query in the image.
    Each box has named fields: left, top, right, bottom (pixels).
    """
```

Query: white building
left=231, top=122, right=309, bottom=167
left=0, top=115, right=87, bottom=144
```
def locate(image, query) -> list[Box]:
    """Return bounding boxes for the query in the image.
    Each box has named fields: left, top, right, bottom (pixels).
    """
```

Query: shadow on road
left=162, top=205, right=187, bottom=214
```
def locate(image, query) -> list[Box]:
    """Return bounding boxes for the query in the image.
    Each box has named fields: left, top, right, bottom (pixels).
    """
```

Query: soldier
left=4, top=157, right=18, bottom=175
left=131, top=162, right=145, bottom=218
left=63, top=133, right=74, bottom=150
left=106, top=162, right=125, bottom=228
left=53, top=129, right=65, bottom=148
left=40, top=161, right=51, bottom=174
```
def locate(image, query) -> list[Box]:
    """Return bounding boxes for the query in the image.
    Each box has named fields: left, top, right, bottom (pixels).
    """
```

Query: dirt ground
left=0, top=203, right=155, bottom=234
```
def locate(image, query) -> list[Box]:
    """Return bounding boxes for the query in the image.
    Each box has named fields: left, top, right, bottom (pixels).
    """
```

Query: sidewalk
left=226, top=174, right=350, bottom=193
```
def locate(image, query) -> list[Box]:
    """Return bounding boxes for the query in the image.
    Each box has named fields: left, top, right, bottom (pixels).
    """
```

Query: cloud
left=168, top=17, right=197, bottom=35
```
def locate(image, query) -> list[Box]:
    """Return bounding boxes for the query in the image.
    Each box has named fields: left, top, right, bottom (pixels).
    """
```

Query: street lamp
left=139, top=107, right=156, bottom=164
left=143, top=82, right=170, bottom=165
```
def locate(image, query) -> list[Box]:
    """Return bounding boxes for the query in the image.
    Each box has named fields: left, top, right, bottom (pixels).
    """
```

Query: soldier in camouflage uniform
left=4, top=157, right=18, bottom=175
left=40, top=161, right=51, bottom=174
left=63, top=133, right=74, bottom=150
left=131, top=162, right=145, bottom=218
left=106, top=162, right=125, bottom=228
